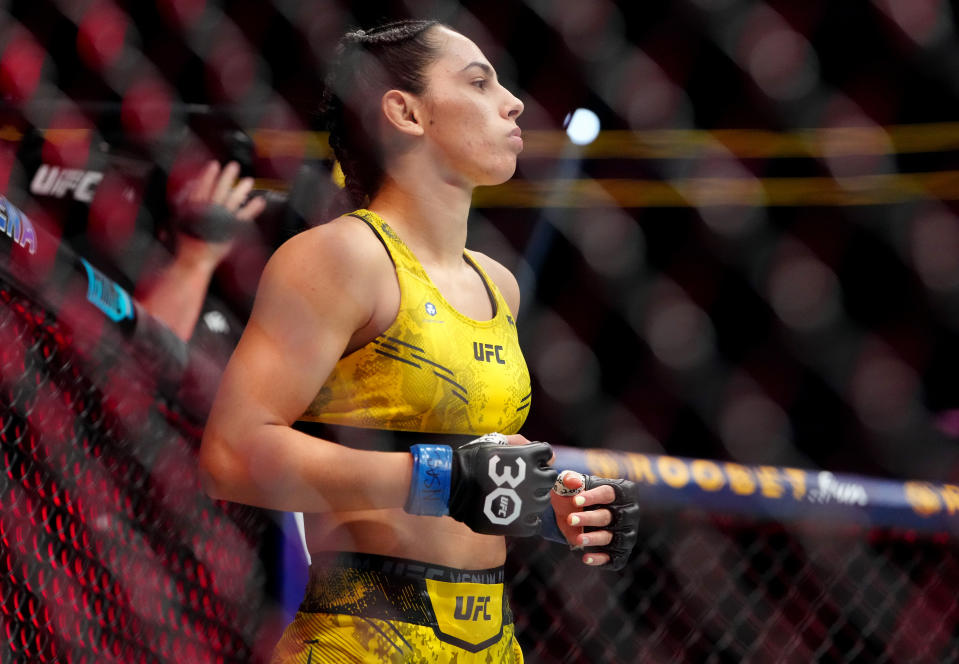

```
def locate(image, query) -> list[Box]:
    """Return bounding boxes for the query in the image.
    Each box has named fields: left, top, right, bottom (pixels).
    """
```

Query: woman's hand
left=175, top=160, right=266, bottom=267
left=549, top=471, right=640, bottom=570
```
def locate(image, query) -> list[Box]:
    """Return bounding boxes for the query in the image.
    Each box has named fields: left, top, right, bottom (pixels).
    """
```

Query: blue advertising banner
left=553, top=447, right=959, bottom=534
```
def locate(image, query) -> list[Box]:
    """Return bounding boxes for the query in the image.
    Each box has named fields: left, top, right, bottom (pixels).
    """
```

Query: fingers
left=184, top=159, right=266, bottom=225
left=569, top=483, right=616, bottom=508
left=211, top=161, right=241, bottom=204
left=504, top=434, right=530, bottom=446
left=581, top=551, right=610, bottom=567
left=187, top=160, right=249, bottom=208
left=559, top=470, right=584, bottom=493
left=503, top=434, right=557, bottom=467
left=573, top=528, right=612, bottom=548
left=550, top=474, right=639, bottom=570
left=235, top=194, right=267, bottom=221
left=568, top=508, right=611, bottom=529
left=224, top=173, right=254, bottom=210
left=188, top=161, right=219, bottom=204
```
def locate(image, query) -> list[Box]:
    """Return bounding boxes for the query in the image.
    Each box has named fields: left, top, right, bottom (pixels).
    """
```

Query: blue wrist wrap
left=405, top=444, right=453, bottom=517
left=539, top=504, right=568, bottom=544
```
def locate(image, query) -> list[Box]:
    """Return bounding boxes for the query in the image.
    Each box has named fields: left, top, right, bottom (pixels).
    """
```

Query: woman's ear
left=382, top=90, right=425, bottom=137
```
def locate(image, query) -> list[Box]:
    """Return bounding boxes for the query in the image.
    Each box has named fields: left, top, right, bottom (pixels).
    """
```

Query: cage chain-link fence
left=508, top=517, right=959, bottom=664
left=0, top=277, right=272, bottom=663
left=5, top=262, right=957, bottom=664
left=4, top=0, right=959, bottom=662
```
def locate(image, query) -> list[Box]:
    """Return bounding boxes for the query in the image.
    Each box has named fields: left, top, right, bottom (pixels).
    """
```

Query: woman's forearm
left=199, top=423, right=414, bottom=513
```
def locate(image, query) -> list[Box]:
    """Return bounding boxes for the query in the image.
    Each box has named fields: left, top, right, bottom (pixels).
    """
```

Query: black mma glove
left=404, top=433, right=557, bottom=537
left=581, top=475, right=640, bottom=571
left=544, top=471, right=640, bottom=572
left=176, top=203, right=243, bottom=243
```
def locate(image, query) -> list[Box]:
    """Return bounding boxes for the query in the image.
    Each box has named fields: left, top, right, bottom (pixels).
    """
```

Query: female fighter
left=199, top=19, right=639, bottom=662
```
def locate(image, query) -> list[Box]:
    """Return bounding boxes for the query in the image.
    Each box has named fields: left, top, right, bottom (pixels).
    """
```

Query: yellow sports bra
left=299, top=209, right=531, bottom=436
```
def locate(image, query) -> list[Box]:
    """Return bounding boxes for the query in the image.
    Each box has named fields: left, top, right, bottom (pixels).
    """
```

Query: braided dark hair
left=322, top=19, right=444, bottom=208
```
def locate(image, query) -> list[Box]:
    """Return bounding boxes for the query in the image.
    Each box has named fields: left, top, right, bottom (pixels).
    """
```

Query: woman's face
left=417, top=27, right=525, bottom=188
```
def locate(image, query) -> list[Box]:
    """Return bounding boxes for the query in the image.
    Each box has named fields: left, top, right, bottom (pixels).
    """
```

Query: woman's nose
left=506, top=93, right=524, bottom=120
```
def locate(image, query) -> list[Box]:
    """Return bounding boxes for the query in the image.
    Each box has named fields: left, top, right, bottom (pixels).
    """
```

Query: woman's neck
left=369, top=173, right=473, bottom=269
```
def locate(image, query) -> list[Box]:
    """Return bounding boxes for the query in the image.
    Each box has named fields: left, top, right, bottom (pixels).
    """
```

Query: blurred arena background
left=3, top=0, right=959, bottom=661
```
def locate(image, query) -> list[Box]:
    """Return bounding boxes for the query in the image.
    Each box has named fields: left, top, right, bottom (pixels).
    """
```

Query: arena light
left=564, top=107, right=601, bottom=146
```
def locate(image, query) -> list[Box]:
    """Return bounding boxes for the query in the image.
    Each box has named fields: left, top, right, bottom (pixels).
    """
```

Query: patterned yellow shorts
left=270, top=552, right=524, bottom=663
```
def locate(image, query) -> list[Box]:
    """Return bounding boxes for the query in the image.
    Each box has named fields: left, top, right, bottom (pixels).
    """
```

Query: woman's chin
left=478, top=164, right=519, bottom=188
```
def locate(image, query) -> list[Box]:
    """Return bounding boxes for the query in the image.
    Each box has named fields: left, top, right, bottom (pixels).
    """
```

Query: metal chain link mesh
left=509, top=518, right=959, bottom=664
left=4, top=0, right=959, bottom=662
left=0, top=276, right=272, bottom=663
left=4, top=262, right=958, bottom=664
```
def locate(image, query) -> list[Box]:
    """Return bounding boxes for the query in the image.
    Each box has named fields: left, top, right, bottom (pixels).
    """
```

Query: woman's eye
left=472, top=79, right=487, bottom=90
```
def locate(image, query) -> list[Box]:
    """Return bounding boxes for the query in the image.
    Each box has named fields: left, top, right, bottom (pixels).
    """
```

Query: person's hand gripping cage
left=543, top=470, right=640, bottom=570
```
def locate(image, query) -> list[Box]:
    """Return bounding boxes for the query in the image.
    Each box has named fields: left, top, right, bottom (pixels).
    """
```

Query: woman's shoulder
left=467, top=250, right=521, bottom=316
left=258, top=214, right=394, bottom=298
left=270, top=214, right=388, bottom=272
left=247, top=214, right=397, bottom=334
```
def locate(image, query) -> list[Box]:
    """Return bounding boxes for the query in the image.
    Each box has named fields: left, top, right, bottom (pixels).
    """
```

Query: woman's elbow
left=198, top=434, right=244, bottom=502
left=197, top=462, right=227, bottom=501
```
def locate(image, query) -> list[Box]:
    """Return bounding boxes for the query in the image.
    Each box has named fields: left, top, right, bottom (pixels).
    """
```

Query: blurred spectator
left=135, top=159, right=265, bottom=342
left=11, top=116, right=273, bottom=364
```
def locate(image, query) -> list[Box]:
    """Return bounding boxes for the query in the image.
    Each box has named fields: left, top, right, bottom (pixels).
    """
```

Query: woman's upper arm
left=198, top=220, right=418, bottom=512
left=202, top=223, right=375, bottom=457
